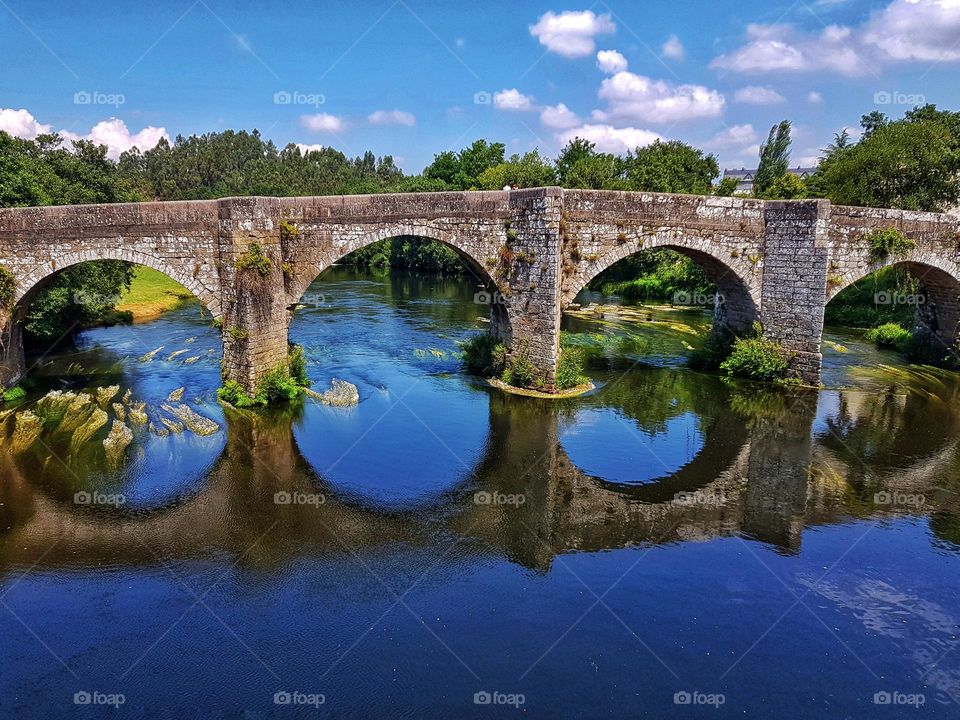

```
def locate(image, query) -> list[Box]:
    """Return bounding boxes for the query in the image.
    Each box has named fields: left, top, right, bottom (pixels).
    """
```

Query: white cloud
left=367, top=109, right=416, bottom=126
left=594, top=72, right=725, bottom=124
left=807, top=90, right=824, bottom=103
left=596, top=49, right=628, bottom=73
left=494, top=88, right=536, bottom=111
left=662, top=35, right=685, bottom=61
left=0, top=108, right=52, bottom=139
left=300, top=113, right=345, bottom=132
left=708, top=124, right=759, bottom=148
left=734, top=85, right=786, bottom=104
left=555, top=123, right=661, bottom=154
left=712, top=1, right=960, bottom=75
left=0, top=108, right=166, bottom=159
left=296, top=143, right=325, bottom=154
left=540, top=103, right=581, bottom=129
left=529, top=10, right=616, bottom=58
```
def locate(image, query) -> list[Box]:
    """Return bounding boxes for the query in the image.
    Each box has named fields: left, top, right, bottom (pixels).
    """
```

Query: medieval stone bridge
left=0, top=188, right=958, bottom=390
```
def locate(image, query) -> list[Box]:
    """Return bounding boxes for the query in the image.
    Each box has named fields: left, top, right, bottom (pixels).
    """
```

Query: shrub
left=460, top=333, right=505, bottom=376
left=555, top=347, right=587, bottom=390
left=2, top=385, right=26, bottom=403
left=865, top=322, right=913, bottom=352
left=217, top=380, right=260, bottom=408
left=235, top=243, right=272, bottom=276
left=0, top=266, right=15, bottom=307
left=720, top=324, right=789, bottom=381
left=279, top=220, right=300, bottom=242
left=228, top=326, right=249, bottom=341
left=288, top=344, right=310, bottom=387
left=866, top=227, right=915, bottom=264
left=501, top=344, right=538, bottom=389
left=256, top=366, right=302, bottom=404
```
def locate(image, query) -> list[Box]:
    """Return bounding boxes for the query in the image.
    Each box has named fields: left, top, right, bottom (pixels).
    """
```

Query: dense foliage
left=341, top=236, right=466, bottom=274
left=754, top=121, right=792, bottom=198
left=592, top=249, right=711, bottom=302
left=719, top=324, right=790, bottom=382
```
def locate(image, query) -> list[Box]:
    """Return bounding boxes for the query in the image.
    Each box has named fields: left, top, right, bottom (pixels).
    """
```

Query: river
left=1, top=267, right=959, bottom=718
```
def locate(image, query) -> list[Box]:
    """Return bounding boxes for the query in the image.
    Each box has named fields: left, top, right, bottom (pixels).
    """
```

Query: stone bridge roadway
left=1, top=189, right=958, bottom=390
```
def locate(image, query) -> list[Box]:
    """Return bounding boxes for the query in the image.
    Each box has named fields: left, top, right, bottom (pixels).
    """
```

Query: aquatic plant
left=501, top=342, right=539, bottom=389
left=58, top=394, right=95, bottom=433
left=102, top=420, right=133, bottom=467
left=168, top=349, right=188, bottom=361
left=159, top=416, right=184, bottom=434
left=555, top=347, right=587, bottom=390
left=148, top=422, right=168, bottom=437
left=459, top=333, right=506, bottom=376
left=307, top=378, right=360, bottom=407
left=11, top=411, right=43, bottom=453
left=2, top=385, right=26, bottom=403
left=139, top=346, right=164, bottom=362
left=167, top=387, right=185, bottom=402
left=112, top=402, right=126, bottom=421
left=127, top=402, right=148, bottom=425
left=69, top=407, right=108, bottom=454
left=287, top=344, right=310, bottom=387
left=184, top=356, right=201, bottom=364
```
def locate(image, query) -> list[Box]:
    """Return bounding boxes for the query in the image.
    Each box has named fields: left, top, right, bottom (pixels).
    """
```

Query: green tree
left=763, top=173, right=807, bottom=200
left=477, top=150, right=557, bottom=189
left=624, top=140, right=719, bottom=194
left=423, top=139, right=505, bottom=190
left=754, top=120, right=792, bottom=197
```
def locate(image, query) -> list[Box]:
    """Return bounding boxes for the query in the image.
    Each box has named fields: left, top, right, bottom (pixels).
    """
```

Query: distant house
left=722, top=166, right=818, bottom=196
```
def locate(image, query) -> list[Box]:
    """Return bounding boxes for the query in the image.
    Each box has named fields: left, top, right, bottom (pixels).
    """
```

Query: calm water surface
left=1, top=267, right=959, bottom=718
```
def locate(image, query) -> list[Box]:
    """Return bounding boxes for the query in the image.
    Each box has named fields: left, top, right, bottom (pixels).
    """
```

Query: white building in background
left=722, top=166, right=818, bottom=196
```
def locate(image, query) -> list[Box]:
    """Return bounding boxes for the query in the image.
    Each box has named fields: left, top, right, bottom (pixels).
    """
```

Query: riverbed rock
left=96, top=385, right=120, bottom=406
left=160, top=403, right=219, bottom=436
left=309, top=378, right=360, bottom=407
left=167, top=387, right=185, bottom=402
left=69, top=407, right=108, bottom=454
left=102, top=420, right=133, bottom=467
left=12, top=411, right=43, bottom=454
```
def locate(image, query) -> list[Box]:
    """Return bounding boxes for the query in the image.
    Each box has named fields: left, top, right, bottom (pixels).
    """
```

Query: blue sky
left=2, top=0, right=959, bottom=173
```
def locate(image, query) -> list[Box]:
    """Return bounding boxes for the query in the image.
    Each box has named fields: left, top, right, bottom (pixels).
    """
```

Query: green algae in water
left=102, top=420, right=133, bottom=468
left=96, top=385, right=120, bottom=406
left=12, top=411, right=43, bottom=454
left=167, top=387, right=185, bottom=402
left=69, top=408, right=108, bottom=454
left=160, top=403, right=219, bottom=436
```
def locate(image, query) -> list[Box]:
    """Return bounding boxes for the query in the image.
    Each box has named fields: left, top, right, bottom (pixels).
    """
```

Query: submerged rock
left=308, top=378, right=360, bottom=407
left=102, top=420, right=133, bottom=467
left=160, top=403, right=219, bottom=436
left=69, top=407, right=108, bottom=454
left=96, top=385, right=120, bottom=406
left=167, top=349, right=188, bottom=361
left=127, top=402, right=148, bottom=426
left=167, top=387, right=185, bottom=402
left=112, top=402, right=126, bottom=421
left=139, top=346, right=164, bottom=362
left=159, top=416, right=184, bottom=434
left=12, top=411, right=43, bottom=454
left=148, top=421, right=168, bottom=437
left=59, top=394, right=95, bottom=433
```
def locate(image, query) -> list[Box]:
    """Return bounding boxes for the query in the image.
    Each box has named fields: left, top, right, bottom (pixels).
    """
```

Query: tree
left=714, top=177, right=739, bottom=197
left=624, top=140, right=719, bottom=194
left=763, top=173, right=807, bottom=200
left=477, top=150, right=556, bottom=189
left=423, top=139, right=505, bottom=190
left=754, top=120, right=792, bottom=197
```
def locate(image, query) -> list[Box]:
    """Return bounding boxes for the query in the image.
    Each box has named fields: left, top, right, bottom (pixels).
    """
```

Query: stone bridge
left=0, top=189, right=958, bottom=390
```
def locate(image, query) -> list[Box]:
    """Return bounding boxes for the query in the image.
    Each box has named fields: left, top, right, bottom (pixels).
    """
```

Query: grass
left=115, top=266, right=194, bottom=321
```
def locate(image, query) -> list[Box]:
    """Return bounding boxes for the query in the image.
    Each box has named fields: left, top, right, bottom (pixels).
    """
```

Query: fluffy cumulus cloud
left=594, top=72, right=725, bottom=124
left=661, top=35, right=685, bottom=61
left=733, top=85, right=786, bottom=104
left=0, top=108, right=166, bottom=159
left=596, top=49, right=628, bottom=73
left=712, top=0, right=960, bottom=75
left=367, top=109, right=416, bottom=126
left=300, top=113, right=345, bottom=132
left=494, top=88, right=535, bottom=111
left=555, top=123, right=660, bottom=154
left=540, top=103, right=581, bottom=129
left=808, top=90, right=824, bottom=103
left=296, top=143, right=325, bottom=154
left=707, top=124, right=759, bottom=148
left=529, top=10, right=615, bottom=58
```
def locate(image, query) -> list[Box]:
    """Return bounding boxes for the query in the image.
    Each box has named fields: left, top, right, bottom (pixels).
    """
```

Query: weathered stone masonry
left=0, top=189, right=957, bottom=391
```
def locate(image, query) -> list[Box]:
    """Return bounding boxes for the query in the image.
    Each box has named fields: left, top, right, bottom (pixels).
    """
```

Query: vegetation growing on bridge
left=719, top=324, right=792, bottom=383
left=217, top=344, right=311, bottom=408
left=460, top=334, right=587, bottom=392
left=866, top=227, right=917, bottom=263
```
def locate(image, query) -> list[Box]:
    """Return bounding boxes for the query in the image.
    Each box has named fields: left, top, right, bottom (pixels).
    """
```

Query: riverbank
left=114, top=266, right=194, bottom=322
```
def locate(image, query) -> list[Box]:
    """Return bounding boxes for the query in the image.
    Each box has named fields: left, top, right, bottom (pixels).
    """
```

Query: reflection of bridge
left=1, top=190, right=958, bottom=390
left=5, top=378, right=957, bottom=576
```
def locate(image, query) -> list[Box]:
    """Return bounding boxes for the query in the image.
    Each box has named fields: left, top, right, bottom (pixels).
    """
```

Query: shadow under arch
left=561, top=237, right=761, bottom=335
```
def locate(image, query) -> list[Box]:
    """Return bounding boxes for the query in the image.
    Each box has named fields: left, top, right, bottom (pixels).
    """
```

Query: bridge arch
left=562, top=235, right=762, bottom=334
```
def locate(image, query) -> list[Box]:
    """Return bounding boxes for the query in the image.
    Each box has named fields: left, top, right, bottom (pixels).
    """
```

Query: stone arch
left=287, top=222, right=512, bottom=340
left=14, top=248, right=222, bottom=319
left=826, top=253, right=960, bottom=355
left=562, top=236, right=761, bottom=334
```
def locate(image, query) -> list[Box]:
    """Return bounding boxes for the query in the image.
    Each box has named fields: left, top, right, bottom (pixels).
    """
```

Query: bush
left=501, top=344, right=538, bottom=389
left=2, top=385, right=26, bottom=403
left=720, top=325, right=789, bottom=381
left=460, top=333, right=505, bottom=376
left=288, top=344, right=310, bottom=387
left=0, top=266, right=15, bottom=307
left=555, top=347, right=587, bottom=389
left=217, top=380, right=260, bottom=408
left=866, top=227, right=915, bottom=264
left=256, top=367, right=302, bottom=404
left=235, top=243, right=272, bottom=276
left=865, top=322, right=913, bottom=352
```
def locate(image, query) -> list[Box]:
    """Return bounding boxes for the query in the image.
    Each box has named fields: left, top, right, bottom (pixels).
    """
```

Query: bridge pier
left=0, top=307, right=24, bottom=390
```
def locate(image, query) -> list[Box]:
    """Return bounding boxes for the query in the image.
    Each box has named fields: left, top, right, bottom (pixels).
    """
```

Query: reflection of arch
left=14, top=249, right=222, bottom=318
left=827, top=255, right=960, bottom=350
left=562, top=236, right=760, bottom=333
left=287, top=224, right=512, bottom=339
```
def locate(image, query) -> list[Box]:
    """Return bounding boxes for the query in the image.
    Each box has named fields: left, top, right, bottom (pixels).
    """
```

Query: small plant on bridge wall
left=866, top=227, right=915, bottom=264
left=504, top=221, right=519, bottom=244
left=0, top=266, right=15, bottom=307
left=227, top=326, right=249, bottom=341
left=235, top=243, right=273, bottom=276
left=279, top=220, right=300, bottom=242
